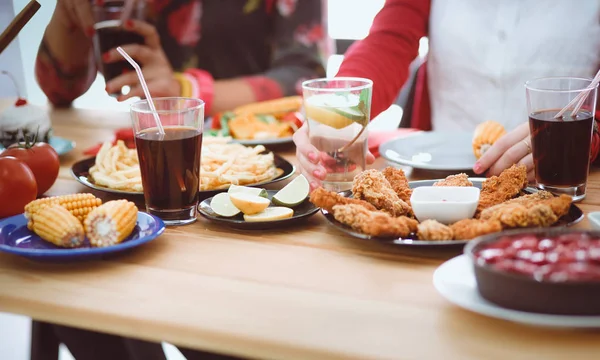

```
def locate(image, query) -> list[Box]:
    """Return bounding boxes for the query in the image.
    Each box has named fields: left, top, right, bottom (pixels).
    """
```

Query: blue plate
left=0, top=212, right=165, bottom=261
left=0, top=136, right=75, bottom=156
left=49, top=136, right=76, bottom=156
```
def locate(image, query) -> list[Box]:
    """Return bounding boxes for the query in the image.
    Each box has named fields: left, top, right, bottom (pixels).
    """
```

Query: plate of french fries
left=0, top=193, right=165, bottom=261
left=70, top=138, right=295, bottom=197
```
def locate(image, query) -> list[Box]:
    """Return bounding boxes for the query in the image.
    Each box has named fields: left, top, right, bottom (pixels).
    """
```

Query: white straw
left=554, top=69, right=600, bottom=119
left=119, top=0, right=136, bottom=23
left=116, top=46, right=165, bottom=135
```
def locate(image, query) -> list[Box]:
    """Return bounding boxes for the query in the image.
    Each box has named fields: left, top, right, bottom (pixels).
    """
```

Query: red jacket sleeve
left=335, top=0, right=430, bottom=119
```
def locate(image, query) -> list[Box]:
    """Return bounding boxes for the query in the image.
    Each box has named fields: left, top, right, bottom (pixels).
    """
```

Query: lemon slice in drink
left=272, top=175, right=310, bottom=207
left=305, top=94, right=366, bottom=129
left=210, top=193, right=241, bottom=217
left=228, top=184, right=268, bottom=198
left=243, top=207, right=294, bottom=222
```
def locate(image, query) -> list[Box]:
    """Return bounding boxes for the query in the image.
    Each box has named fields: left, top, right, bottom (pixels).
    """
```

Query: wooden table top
left=1, top=104, right=600, bottom=360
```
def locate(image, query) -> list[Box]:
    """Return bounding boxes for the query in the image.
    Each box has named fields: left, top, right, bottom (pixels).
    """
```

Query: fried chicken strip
left=417, top=219, right=454, bottom=241
left=480, top=203, right=558, bottom=228
left=450, top=219, right=503, bottom=240
left=352, top=169, right=413, bottom=217
left=332, top=204, right=418, bottom=238
left=433, top=173, right=473, bottom=187
left=476, top=164, right=528, bottom=214
left=479, top=193, right=572, bottom=228
left=309, top=187, right=376, bottom=213
left=382, top=166, right=412, bottom=202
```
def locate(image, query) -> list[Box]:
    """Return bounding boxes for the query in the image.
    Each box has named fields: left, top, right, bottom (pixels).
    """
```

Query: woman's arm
left=187, top=0, right=327, bottom=115
left=34, top=1, right=96, bottom=107
left=336, top=0, right=430, bottom=119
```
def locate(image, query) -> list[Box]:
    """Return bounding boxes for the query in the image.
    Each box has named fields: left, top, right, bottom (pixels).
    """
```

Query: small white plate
left=379, top=132, right=476, bottom=171
left=433, top=255, right=600, bottom=328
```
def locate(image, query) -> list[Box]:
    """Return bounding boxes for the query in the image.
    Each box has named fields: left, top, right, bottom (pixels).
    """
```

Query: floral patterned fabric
left=36, top=0, right=327, bottom=105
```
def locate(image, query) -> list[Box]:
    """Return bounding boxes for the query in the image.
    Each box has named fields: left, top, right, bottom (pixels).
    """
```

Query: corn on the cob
left=30, top=205, right=85, bottom=248
left=84, top=200, right=138, bottom=247
left=25, top=194, right=103, bottom=228
left=233, top=96, right=302, bottom=117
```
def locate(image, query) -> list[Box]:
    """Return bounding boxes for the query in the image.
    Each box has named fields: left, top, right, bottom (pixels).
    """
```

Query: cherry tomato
left=1, top=142, right=60, bottom=196
left=0, top=157, right=37, bottom=218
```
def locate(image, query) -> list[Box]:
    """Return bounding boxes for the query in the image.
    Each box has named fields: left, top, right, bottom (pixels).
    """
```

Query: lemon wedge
left=229, top=192, right=270, bottom=215
left=243, top=207, right=294, bottom=222
left=210, top=193, right=241, bottom=217
left=228, top=184, right=268, bottom=198
left=305, top=94, right=366, bottom=129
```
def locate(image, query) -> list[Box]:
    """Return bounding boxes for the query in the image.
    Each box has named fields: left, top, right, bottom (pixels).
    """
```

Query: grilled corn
left=25, top=194, right=103, bottom=228
left=30, top=205, right=85, bottom=248
left=84, top=200, right=138, bottom=247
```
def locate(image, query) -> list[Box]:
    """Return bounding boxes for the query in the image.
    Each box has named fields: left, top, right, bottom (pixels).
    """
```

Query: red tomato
left=0, top=157, right=37, bottom=218
left=0, top=142, right=60, bottom=196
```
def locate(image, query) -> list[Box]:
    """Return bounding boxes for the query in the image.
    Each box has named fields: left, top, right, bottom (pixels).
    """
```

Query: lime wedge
left=243, top=207, right=294, bottom=222
left=210, top=193, right=241, bottom=217
left=229, top=192, right=270, bottom=215
left=331, top=106, right=365, bottom=121
left=228, top=184, right=268, bottom=198
left=272, top=175, right=310, bottom=207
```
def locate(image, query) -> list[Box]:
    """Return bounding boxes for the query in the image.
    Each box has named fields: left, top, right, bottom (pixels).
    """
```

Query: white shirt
left=428, top=0, right=600, bottom=131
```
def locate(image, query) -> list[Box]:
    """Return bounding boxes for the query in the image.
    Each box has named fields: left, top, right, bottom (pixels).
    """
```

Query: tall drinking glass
left=92, top=0, right=146, bottom=96
left=525, top=77, right=598, bottom=201
left=131, top=98, right=204, bottom=225
left=302, top=77, right=373, bottom=192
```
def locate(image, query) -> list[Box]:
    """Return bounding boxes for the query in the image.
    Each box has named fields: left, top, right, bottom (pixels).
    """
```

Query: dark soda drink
left=529, top=109, right=593, bottom=187
left=135, top=127, right=202, bottom=216
left=93, top=19, right=144, bottom=92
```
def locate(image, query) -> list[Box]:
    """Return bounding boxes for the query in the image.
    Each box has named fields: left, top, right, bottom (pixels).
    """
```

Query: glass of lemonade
left=302, top=77, right=373, bottom=192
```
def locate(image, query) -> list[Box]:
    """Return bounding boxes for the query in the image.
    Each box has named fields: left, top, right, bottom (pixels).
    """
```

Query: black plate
left=198, top=190, right=318, bottom=230
left=322, top=178, right=584, bottom=247
left=71, top=155, right=296, bottom=198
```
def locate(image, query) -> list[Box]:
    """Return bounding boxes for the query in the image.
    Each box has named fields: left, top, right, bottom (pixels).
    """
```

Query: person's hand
left=103, top=20, right=180, bottom=101
left=54, top=0, right=95, bottom=36
left=293, top=123, right=376, bottom=191
left=473, top=122, right=535, bottom=182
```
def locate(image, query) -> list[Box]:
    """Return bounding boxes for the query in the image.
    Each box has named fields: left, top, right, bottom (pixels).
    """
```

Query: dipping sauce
left=475, top=233, right=600, bottom=282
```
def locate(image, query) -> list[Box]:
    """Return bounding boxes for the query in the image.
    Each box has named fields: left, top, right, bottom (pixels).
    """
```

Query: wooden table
left=1, top=105, right=600, bottom=360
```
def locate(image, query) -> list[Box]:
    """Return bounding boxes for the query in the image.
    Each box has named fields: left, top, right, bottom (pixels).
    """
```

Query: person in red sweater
left=294, top=0, right=600, bottom=189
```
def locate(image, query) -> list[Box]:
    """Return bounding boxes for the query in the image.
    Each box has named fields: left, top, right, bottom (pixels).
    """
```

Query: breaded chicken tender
left=417, top=219, right=454, bottom=241
left=309, top=187, right=376, bottom=213
left=352, top=169, right=413, bottom=217
left=382, top=166, right=412, bottom=202
left=433, top=173, right=473, bottom=187
left=332, top=204, right=418, bottom=238
left=479, top=193, right=571, bottom=228
left=450, top=219, right=503, bottom=240
left=476, top=164, right=528, bottom=213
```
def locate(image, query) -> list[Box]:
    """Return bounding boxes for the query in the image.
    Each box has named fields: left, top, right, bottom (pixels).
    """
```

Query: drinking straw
left=554, top=69, right=600, bottom=119
left=0, top=0, right=40, bottom=55
left=116, top=46, right=165, bottom=135
left=119, top=0, right=137, bottom=23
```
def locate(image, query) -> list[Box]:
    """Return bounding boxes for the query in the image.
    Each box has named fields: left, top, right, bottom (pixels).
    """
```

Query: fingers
left=106, top=71, right=140, bottom=94
left=104, top=44, right=154, bottom=64
left=123, top=19, right=161, bottom=49
left=474, top=122, right=529, bottom=174
left=527, top=170, right=535, bottom=184
left=366, top=151, right=375, bottom=165
left=518, top=153, right=534, bottom=174
left=297, top=150, right=326, bottom=190
left=72, top=0, right=96, bottom=36
left=486, top=137, right=532, bottom=176
left=292, top=124, right=320, bottom=164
